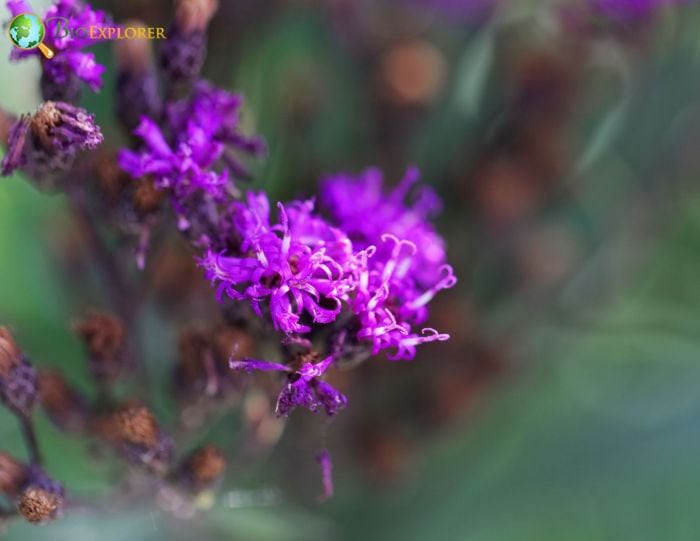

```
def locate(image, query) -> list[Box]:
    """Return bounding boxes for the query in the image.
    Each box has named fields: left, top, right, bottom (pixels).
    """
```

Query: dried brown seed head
left=17, top=487, right=61, bottom=523
left=115, top=406, right=159, bottom=447
left=186, top=444, right=226, bottom=488
left=74, top=312, right=126, bottom=380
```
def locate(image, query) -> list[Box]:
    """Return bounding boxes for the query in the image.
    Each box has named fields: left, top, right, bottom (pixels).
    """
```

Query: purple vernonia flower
left=200, top=193, right=354, bottom=334
left=166, top=81, right=267, bottom=178
left=118, top=116, right=230, bottom=211
left=321, top=166, right=456, bottom=359
left=7, top=0, right=109, bottom=93
left=1, top=101, right=103, bottom=176
left=321, top=166, right=446, bottom=287
left=350, top=235, right=456, bottom=360
left=316, top=448, right=334, bottom=502
left=230, top=355, right=348, bottom=417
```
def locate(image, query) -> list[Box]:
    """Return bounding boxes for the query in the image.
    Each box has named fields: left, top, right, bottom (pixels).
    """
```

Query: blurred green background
left=4, top=0, right=700, bottom=539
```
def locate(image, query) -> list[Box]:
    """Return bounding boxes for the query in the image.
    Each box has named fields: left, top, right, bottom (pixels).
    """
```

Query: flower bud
left=98, top=405, right=174, bottom=475
left=115, top=21, right=163, bottom=135
left=0, top=327, right=37, bottom=417
left=73, top=312, right=127, bottom=383
left=0, top=453, right=28, bottom=498
left=38, top=370, right=88, bottom=433
left=160, top=0, right=219, bottom=87
left=179, top=444, right=226, bottom=492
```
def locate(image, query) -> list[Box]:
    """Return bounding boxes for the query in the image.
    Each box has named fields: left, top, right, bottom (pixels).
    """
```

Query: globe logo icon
left=8, top=13, right=54, bottom=59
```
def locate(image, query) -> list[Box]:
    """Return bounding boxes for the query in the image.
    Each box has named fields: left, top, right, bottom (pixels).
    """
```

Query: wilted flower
left=0, top=101, right=102, bottom=178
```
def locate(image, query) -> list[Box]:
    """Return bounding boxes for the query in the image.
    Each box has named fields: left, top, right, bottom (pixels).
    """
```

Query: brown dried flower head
left=114, top=406, right=159, bottom=447
left=185, top=444, right=226, bottom=489
left=18, top=487, right=62, bottom=523
left=74, top=312, right=126, bottom=381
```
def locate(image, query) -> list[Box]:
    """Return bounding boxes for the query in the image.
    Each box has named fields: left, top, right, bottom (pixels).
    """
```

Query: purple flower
left=200, top=193, right=353, bottom=334
left=350, top=235, right=455, bottom=360
left=230, top=355, right=347, bottom=417
left=321, top=167, right=456, bottom=360
left=7, top=0, right=109, bottom=97
left=119, top=116, right=230, bottom=209
left=119, top=84, right=265, bottom=232
left=1, top=101, right=103, bottom=177
left=316, top=449, right=334, bottom=502
left=321, top=166, right=446, bottom=287
left=167, top=81, right=266, bottom=178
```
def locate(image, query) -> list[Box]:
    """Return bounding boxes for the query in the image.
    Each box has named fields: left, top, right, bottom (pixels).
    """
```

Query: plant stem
left=19, top=415, right=42, bottom=465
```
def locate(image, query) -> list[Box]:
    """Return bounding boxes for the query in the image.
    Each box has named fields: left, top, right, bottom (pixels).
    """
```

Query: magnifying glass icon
left=8, top=13, right=55, bottom=59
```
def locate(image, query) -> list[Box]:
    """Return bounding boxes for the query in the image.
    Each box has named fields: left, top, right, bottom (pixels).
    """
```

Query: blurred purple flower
left=7, top=0, right=109, bottom=93
left=322, top=167, right=456, bottom=360
left=231, top=355, right=347, bottom=417
left=316, top=449, right=334, bottom=502
left=118, top=116, right=230, bottom=210
left=167, top=81, right=266, bottom=179
left=1, top=101, right=102, bottom=177
left=321, top=166, right=446, bottom=287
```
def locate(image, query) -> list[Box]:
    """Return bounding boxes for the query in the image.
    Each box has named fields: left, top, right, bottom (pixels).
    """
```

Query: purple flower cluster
left=118, top=82, right=266, bottom=233
left=114, top=1, right=454, bottom=421
left=7, top=0, right=109, bottom=98
left=200, top=171, right=456, bottom=364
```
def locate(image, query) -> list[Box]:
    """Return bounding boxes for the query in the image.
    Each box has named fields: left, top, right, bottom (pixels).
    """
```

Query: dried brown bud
left=0, top=107, right=16, bottom=148
left=114, top=406, right=159, bottom=447
left=114, top=21, right=154, bottom=73
left=133, top=178, right=165, bottom=215
left=182, top=444, right=226, bottom=490
left=0, top=453, right=28, bottom=497
left=175, top=0, right=219, bottom=34
left=17, top=487, right=62, bottom=523
left=74, top=312, right=127, bottom=381
left=0, top=326, right=21, bottom=377
left=38, top=370, right=87, bottom=433
left=94, top=152, right=131, bottom=202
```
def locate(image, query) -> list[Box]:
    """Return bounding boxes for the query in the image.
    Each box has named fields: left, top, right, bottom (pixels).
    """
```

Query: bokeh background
left=4, top=0, right=700, bottom=539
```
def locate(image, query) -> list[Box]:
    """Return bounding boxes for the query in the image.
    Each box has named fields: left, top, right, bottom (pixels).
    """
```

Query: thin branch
left=18, top=415, right=42, bottom=465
